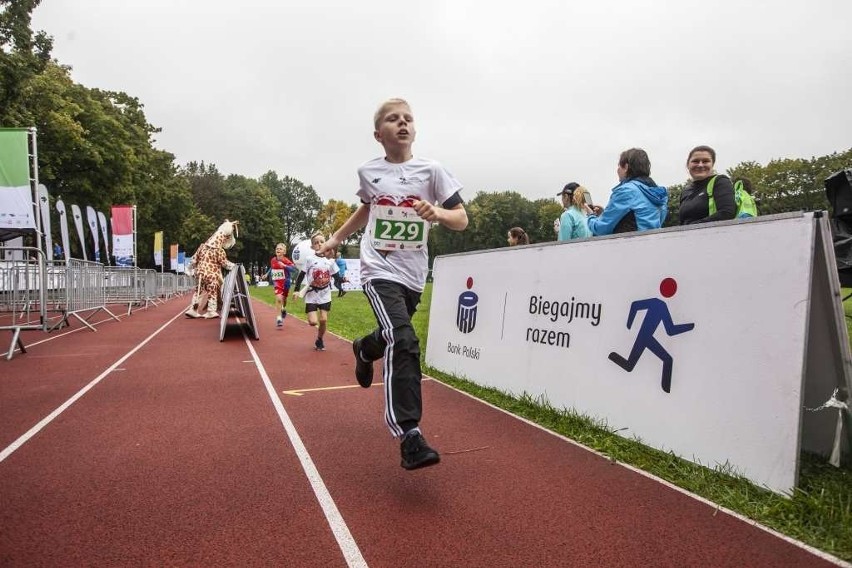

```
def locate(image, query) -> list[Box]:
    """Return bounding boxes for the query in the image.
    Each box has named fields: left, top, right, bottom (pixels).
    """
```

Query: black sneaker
left=352, top=338, right=373, bottom=388
left=400, top=432, right=440, bottom=470
left=315, top=338, right=325, bottom=351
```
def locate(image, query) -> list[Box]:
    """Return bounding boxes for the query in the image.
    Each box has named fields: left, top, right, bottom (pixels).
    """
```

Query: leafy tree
left=466, top=190, right=540, bottom=250
left=430, top=190, right=561, bottom=264
left=429, top=222, right=469, bottom=263
left=664, top=183, right=684, bottom=227
left=259, top=171, right=322, bottom=245
left=0, top=0, right=53, bottom=124
left=7, top=51, right=194, bottom=267
left=178, top=209, right=217, bottom=258
left=220, top=174, right=283, bottom=270
left=531, top=198, right=563, bottom=244
left=181, top=161, right=227, bottom=220
left=727, top=149, right=851, bottom=216
left=135, top=151, right=196, bottom=268
left=316, top=199, right=358, bottom=242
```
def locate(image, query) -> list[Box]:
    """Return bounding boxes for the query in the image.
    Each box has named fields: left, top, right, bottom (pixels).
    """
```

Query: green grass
left=251, top=284, right=852, bottom=561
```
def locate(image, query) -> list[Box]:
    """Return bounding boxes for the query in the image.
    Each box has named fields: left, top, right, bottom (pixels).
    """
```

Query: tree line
left=3, top=1, right=850, bottom=270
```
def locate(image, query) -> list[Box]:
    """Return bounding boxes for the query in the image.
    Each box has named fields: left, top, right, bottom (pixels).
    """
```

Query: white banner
left=37, top=185, right=52, bottom=260
left=70, top=204, right=86, bottom=260
left=425, top=213, right=849, bottom=494
left=86, top=205, right=100, bottom=263
left=339, top=258, right=362, bottom=291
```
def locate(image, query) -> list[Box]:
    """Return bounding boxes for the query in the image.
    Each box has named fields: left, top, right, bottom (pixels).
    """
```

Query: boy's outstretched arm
left=319, top=204, right=370, bottom=255
left=413, top=202, right=468, bottom=231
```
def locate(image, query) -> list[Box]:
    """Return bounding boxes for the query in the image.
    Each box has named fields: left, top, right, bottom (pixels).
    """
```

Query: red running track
left=0, top=296, right=847, bottom=567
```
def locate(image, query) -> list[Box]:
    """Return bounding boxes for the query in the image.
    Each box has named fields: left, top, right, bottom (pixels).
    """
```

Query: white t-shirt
left=303, top=256, right=338, bottom=305
left=356, top=156, right=462, bottom=292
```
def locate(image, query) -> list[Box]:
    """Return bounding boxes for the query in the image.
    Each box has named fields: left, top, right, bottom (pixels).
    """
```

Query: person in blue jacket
left=333, top=252, right=348, bottom=297
left=585, top=148, right=668, bottom=235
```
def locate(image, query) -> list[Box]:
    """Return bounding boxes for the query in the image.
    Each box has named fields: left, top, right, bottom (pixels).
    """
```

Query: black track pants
left=361, top=279, right=422, bottom=437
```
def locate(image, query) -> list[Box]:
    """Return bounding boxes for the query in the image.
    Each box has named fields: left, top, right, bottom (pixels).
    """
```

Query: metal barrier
left=0, top=247, right=47, bottom=359
left=2, top=251, right=200, bottom=360
left=104, top=267, right=151, bottom=316
left=64, top=258, right=119, bottom=331
left=156, top=272, right=182, bottom=301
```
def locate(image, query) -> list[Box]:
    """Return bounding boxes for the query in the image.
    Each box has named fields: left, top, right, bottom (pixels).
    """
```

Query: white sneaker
left=276, top=316, right=283, bottom=327
left=184, top=309, right=201, bottom=318
left=202, top=311, right=220, bottom=319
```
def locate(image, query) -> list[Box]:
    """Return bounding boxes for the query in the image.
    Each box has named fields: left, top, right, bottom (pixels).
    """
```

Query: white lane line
left=240, top=327, right=367, bottom=568
left=0, top=309, right=187, bottom=464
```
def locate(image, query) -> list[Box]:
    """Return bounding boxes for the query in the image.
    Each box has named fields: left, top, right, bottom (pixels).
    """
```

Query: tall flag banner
left=178, top=251, right=186, bottom=273
left=70, top=204, right=87, bottom=260
left=86, top=205, right=100, bottom=262
left=37, top=184, right=52, bottom=260
left=111, top=205, right=134, bottom=266
left=97, top=211, right=110, bottom=264
left=0, top=128, right=36, bottom=231
left=153, top=231, right=163, bottom=267
left=56, top=199, right=70, bottom=262
left=170, top=243, right=178, bottom=271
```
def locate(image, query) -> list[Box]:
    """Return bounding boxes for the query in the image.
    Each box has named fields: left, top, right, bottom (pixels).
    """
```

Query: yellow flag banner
left=153, top=231, right=163, bottom=266
left=170, top=244, right=178, bottom=271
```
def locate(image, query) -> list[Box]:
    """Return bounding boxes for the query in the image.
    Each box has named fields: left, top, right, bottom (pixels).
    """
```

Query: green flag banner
left=0, top=128, right=35, bottom=231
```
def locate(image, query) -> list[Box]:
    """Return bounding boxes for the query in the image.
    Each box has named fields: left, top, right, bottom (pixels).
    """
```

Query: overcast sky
left=31, top=0, right=852, bottom=207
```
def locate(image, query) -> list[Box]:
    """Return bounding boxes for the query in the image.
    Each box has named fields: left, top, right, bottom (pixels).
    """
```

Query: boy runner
left=318, top=98, right=468, bottom=470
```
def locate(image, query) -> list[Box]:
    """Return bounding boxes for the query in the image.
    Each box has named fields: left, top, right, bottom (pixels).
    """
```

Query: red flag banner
left=111, top=205, right=135, bottom=266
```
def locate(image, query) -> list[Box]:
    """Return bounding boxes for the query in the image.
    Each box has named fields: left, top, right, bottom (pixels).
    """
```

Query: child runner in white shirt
left=318, top=98, right=469, bottom=470
left=296, top=233, right=338, bottom=351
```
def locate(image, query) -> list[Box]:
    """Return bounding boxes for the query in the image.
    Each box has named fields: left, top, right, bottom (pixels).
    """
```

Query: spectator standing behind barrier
left=507, top=227, right=530, bottom=246
left=333, top=252, right=348, bottom=297
left=678, top=145, right=736, bottom=224
left=585, top=148, right=668, bottom=235
left=557, top=182, right=592, bottom=241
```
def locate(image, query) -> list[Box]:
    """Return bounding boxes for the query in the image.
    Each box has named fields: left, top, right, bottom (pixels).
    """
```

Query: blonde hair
left=571, top=186, right=588, bottom=210
left=310, top=231, right=326, bottom=246
left=373, top=98, right=411, bottom=129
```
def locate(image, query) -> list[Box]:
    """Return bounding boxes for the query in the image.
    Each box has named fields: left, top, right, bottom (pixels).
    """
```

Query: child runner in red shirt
left=269, top=242, right=296, bottom=327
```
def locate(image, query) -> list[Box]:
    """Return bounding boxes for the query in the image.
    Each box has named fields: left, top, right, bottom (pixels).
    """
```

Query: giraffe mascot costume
left=185, top=219, right=239, bottom=319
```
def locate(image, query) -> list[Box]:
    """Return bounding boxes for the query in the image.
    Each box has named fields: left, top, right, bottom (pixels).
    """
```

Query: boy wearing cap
left=558, top=183, right=592, bottom=241
left=318, top=98, right=468, bottom=470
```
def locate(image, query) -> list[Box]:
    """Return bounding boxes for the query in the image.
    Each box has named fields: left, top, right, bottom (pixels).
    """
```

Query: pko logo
left=456, top=277, right=478, bottom=333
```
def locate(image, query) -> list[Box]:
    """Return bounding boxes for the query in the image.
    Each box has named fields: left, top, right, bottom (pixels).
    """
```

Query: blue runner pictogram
left=608, top=277, right=695, bottom=393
